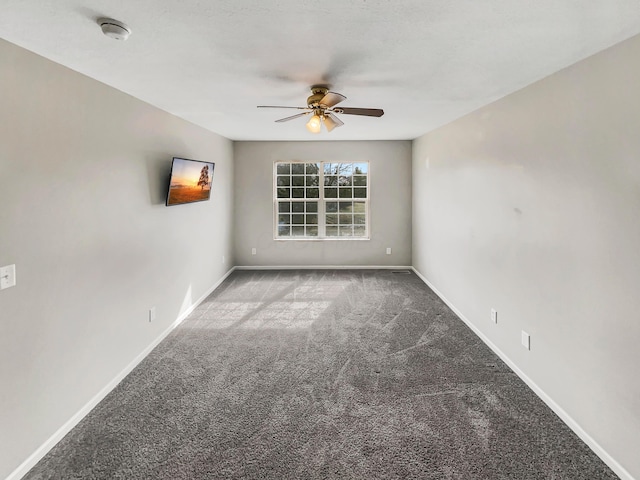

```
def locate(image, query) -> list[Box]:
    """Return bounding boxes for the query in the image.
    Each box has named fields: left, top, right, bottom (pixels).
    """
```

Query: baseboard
left=410, top=267, right=634, bottom=480
left=6, top=266, right=237, bottom=480
left=234, top=265, right=413, bottom=270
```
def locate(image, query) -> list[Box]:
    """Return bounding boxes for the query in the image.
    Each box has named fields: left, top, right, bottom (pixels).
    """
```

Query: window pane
left=324, top=163, right=337, bottom=174
left=306, top=214, right=318, bottom=224
left=306, top=175, right=319, bottom=186
left=353, top=201, right=366, bottom=213
left=339, top=188, right=352, bottom=198
left=278, top=214, right=290, bottom=225
left=326, top=202, right=338, bottom=213
left=292, top=214, right=304, bottom=224
left=292, top=175, right=304, bottom=186
left=339, top=214, right=352, bottom=225
left=353, top=176, right=367, bottom=186
left=306, top=226, right=318, bottom=236
left=292, top=188, right=304, bottom=198
left=325, top=188, right=337, bottom=198
left=353, top=225, right=366, bottom=237
left=292, top=164, right=305, bottom=174
left=338, top=175, right=352, bottom=186
left=324, top=175, right=338, bottom=186
left=353, top=163, right=368, bottom=174
left=326, top=226, right=339, bottom=237
left=291, top=226, right=305, bottom=236
left=277, top=188, right=290, bottom=198
left=306, top=202, right=318, bottom=213
left=354, top=187, right=367, bottom=198
left=339, top=226, right=354, bottom=236
left=353, top=214, right=366, bottom=225
left=326, top=214, right=338, bottom=225
left=339, top=164, right=353, bottom=175
left=277, top=176, right=290, bottom=186
left=339, top=202, right=353, bottom=213
left=305, top=163, right=319, bottom=174
left=306, top=188, right=319, bottom=198
left=277, top=164, right=290, bottom=175
left=292, top=202, right=304, bottom=213
left=278, top=226, right=290, bottom=236
left=278, top=202, right=290, bottom=213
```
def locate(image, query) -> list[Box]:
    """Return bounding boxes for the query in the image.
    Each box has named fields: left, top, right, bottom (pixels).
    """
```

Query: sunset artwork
left=166, top=158, right=215, bottom=206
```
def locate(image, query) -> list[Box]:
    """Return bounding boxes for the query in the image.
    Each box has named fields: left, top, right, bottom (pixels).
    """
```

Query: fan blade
left=275, top=112, right=310, bottom=123
left=335, top=107, right=384, bottom=117
left=257, top=105, right=309, bottom=110
left=319, top=92, right=346, bottom=108
left=323, top=112, right=344, bottom=132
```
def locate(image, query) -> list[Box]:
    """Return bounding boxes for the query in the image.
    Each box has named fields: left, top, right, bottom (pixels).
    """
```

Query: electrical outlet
left=521, top=331, right=530, bottom=350
left=0, top=264, right=16, bottom=290
left=251, top=248, right=257, bottom=255
left=386, top=247, right=392, bottom=255
left=491, top=308, right=497, bottom=324
left=149, top=307, right=156, bottom=323
left=222, top=255, right=225, bottom=264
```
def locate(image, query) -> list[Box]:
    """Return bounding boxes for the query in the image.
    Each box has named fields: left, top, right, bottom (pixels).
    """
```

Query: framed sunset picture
left=166, top=157, right=215, bottom=206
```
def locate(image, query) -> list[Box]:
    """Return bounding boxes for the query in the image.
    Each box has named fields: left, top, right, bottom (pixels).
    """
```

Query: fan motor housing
left=307, top=86, right=329, bottom=107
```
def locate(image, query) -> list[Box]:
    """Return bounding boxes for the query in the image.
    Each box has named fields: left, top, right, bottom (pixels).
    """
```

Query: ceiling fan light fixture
left=306, top=114, right=322, bottom=133
left=260, top=86, right=383, bottom=133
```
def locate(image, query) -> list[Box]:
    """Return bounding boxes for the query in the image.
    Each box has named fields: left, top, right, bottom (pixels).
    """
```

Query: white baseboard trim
left=411, top=267, right=633, bottom=480
left=6, top=267, right=237, bottom=480
left=234, top=265, right=413, bottom=270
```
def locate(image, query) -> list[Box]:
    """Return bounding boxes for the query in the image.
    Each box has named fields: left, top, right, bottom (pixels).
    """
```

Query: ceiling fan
left=257, top=85, right=384, bottom=133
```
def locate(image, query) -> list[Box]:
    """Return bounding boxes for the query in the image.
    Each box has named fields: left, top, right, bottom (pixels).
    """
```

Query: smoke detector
left=98, top=18, right=131, bottom=41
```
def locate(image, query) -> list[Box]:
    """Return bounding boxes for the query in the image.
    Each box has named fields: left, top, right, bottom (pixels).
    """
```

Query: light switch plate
left=0, top=264, right=16, bottom=290
left=491, top=308, right=497, bottom=324
left=521, top=331, right=531, bottom=350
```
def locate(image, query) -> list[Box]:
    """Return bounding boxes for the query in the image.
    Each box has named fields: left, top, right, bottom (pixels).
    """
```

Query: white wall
left=0, top=39, right=234, bottom=479
left=412, top=34, right=640, bottom=479
left=233, top=141, right=412, bottom=267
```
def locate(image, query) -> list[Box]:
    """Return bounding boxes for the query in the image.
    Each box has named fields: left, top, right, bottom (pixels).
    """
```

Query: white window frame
left=273, top=161, right=370, bottom=241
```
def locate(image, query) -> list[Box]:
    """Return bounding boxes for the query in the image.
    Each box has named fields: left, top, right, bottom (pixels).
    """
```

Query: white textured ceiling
left=2, top=1, right=640, bottom=141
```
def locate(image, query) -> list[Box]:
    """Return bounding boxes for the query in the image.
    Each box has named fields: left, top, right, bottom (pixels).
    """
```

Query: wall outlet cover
left=0, top=264, right=16, bottom=290
left=491, top=308, right=497, bottom=324
left=521, top=331, right=531, bottom=350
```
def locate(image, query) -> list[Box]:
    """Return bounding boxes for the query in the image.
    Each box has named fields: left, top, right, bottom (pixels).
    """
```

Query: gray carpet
left=25, top=270, right=618, bottom=479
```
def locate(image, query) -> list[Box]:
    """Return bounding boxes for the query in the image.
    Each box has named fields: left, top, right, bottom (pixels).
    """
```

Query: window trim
left=273, top=161, right=370, bottom=241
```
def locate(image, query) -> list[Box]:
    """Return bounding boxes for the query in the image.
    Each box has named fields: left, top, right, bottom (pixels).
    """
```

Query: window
left=275, top=161, right=369, bottom=239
